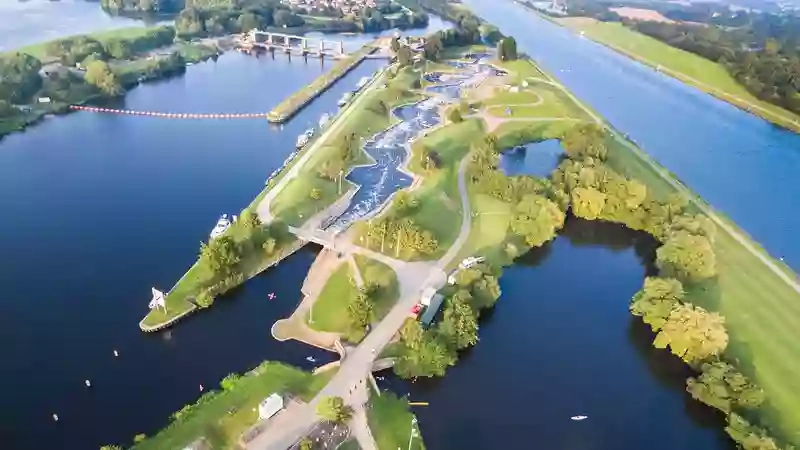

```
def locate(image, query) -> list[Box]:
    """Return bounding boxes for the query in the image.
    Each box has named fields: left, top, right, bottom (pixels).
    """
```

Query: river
left=0, top=7, right=456, bottom=450
left=465, top=0, right=800, bottom=271
left=0, top=3, right=750, bottom=450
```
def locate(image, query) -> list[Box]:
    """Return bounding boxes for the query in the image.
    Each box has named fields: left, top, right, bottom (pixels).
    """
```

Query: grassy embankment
left=368, top=392, right=426, bottom=450
left=555, top=17, right=800, bottom=133
left=449, top=54, right=800, bottom=445
left=267, top=44, right=376, bottom=123
left=130, top=362, right=333, bottom=450
left=270, top=65, right=424, bottom=227
left=307, top=255, right=400, bottom=342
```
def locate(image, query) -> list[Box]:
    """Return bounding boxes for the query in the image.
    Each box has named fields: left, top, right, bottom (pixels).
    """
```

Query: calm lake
left=0, top=2, right=763, bottom=449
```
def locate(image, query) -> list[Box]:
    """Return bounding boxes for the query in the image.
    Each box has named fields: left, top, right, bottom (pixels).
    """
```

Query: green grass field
left=367, top=392, right=425, bottom=450
left=354, top=254, right=400, bottom=318
left=307, top=263, right=359, bottom=333
left=556, top=17, right=800, bottom=132
left=131, top=362, right=332, bottom=450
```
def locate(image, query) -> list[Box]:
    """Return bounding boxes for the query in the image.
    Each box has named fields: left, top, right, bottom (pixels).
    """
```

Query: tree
left=448, top=107, right=463, bottom=123
left=562, top=123, right=608, bottom=160
left=310, top=187, right=322, bottom=200
left=299, top=437, right=313, bottom=450
left=396, top=45, right=413, bottom=67
left=656, top=232, right=716, bottom=281
left=274, top=10, right=304, bottom=28
left=510, top=194, right=565, bottom=247
left=395, top=327, right=456, bottom=378
left=238, top=12, right=262, bottom=33
left=176, top=7, right=204, bottom=38
left=316, top=396, right=352, bottom=423
left=200, top=236, right=241, bottom=275
left=0, top=53, right=43, bottom=104
left=653, top=303, right=728, bottom=364
left=630, top=277, right=684, bottom=331
left=437, top=295, right=478, bottom=350
left=84, top=61, right=123, bottom=96
left=686, top=361, right=764, bottom=413
left=497, top=37, right=518, bottom=61
left=423, top=33, right=443, bottom=60
left=347, top=290, right=374, bottom=335
left=571, top=187, right=607, bottom=220
left=103, top=38, right=133, bottom=59
left=725, top=414, right=780, bottom=450
left=262, top=237, right=277, bottom=255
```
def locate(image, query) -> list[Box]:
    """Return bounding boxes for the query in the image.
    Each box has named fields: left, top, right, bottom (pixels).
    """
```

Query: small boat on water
left=571, top=415, right=588, bottom=421
left=296, top=128, right=314, bottom=148
left=355, top=76, right=370, bottom=90
left=318, top=113, right=331, bottom=128
left=338, top=92, right=352, bottom=107
left=306, top=356, right=316, bottom=362
left=210, top=214, right=231, bottom=240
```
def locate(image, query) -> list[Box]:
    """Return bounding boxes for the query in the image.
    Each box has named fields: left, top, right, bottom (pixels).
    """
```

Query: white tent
left=149, top=287, right=166, bottom=312
left=258, top=393, right=284, bottom=420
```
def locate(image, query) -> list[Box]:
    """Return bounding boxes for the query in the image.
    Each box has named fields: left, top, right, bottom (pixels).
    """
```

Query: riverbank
left=0, top=25, right=221, bottom=141
left=140, top=57, right=398, bottom=330
left=450, top=48, right=800, bottom=447
left=267, top=43, right=378, bottom=123
left=551, top=16, right=800, bottom=134
left=128, top=361, right=334, bottom=450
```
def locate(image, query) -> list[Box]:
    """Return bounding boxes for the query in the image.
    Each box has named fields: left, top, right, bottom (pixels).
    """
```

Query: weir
left=243, top=29, right=345, bottom=57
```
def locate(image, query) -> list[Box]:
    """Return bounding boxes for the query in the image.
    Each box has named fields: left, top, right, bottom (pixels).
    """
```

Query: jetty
left=266, top=42, right=379, bottom=124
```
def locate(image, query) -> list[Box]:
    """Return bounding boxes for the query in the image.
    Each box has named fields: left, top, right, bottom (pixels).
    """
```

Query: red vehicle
left=411, top=303, right=423, bottom=315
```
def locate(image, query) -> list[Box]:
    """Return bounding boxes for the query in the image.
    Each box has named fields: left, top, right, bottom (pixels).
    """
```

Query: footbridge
left=244, top=29, right=344, bottom=56
left=287, top=226, right=340, bottom=249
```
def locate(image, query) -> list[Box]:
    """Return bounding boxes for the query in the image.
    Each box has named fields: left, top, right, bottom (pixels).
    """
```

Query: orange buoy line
left=68, top=105, right=269, bottom=119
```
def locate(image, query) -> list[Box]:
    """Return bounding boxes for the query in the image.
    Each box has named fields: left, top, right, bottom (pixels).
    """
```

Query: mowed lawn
left=132, top=362, right=332, bottom=450
left=307, top=263, right=359, bottom=333
left=367, top=392, right=425, bottom=450
left=556, top=17, right=800, bottom=129
left=354, top=255, right=400, bottom=319
left=400, top=118, right=485, bottom=259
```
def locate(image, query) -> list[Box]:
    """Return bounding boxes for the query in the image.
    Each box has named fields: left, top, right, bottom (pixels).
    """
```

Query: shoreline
left=524, top=8, right=800, bottom=133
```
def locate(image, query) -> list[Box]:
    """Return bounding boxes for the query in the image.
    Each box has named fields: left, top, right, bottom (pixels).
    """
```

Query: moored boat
left=319, top=113, right=330, bottom=128
left=209, top=214, right=231, bottom=240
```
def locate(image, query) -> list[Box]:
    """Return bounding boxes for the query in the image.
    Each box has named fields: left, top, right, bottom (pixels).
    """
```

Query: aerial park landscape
left=2, top=0, right=800, bottom=449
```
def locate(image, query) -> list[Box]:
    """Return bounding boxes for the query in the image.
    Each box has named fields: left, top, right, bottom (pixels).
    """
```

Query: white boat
left=571, top=415, right=588, bottom=421
left=296, top=134, right=309, bottom=148
left=355, top=76, right=370, bottom=90
left=318, top=113, right=330, bottom=128
left=209, top=214, right=231, bottom=240
left=458, top=256, right=485, bottom=269
left=306, top=356, right=316, bottom=362
left=337, top=92, right=352, bottom=107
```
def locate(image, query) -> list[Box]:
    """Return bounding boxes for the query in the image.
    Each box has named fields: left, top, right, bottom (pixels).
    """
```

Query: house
left=258, top=393, right=285, bottom=420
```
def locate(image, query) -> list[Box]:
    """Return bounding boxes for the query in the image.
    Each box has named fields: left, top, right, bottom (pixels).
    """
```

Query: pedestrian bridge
left=288, top=226, right=338, bottom=249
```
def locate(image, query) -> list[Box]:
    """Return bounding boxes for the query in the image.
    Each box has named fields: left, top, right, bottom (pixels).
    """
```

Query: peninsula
left=128, top=3, right=800, bottom=448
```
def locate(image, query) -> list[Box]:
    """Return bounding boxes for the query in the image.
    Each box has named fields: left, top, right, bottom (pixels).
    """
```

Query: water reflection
left=499, top=140, right=564, bottom=178
left=378, top=216, right=730, bottom=450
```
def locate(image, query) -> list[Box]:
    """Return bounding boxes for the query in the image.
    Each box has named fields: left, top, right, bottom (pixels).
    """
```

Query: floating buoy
left=113, top=349, right=119, bottom=357
left=199, top=384, right=204, bottom=392
left=52, top=413, right=59, bottom=422
left=268, top=292, right=276, bottom=300
left=85, top=379, right=91, bottom=388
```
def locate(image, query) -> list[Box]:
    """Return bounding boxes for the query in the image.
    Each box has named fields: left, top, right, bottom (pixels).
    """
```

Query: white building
left=258, top=393, right=285, bottom=420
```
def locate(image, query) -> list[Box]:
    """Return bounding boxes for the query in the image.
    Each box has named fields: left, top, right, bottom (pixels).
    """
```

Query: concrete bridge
left=245, top=29, right=345, bottom=56
left=287, top=226, right=339, bottom=249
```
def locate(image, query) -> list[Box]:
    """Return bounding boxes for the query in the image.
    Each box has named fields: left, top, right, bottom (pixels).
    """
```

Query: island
left=127, top=3, right=800, bottom=449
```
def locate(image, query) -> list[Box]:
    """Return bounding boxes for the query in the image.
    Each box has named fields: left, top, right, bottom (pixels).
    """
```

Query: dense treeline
left=390, top=107, right=788, bottom=447
left=630, top=21, right=800, bottom=114
left=43, top=26, right=176, bottom=66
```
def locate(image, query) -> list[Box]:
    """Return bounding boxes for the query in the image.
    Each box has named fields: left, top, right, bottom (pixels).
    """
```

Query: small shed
left=258, top=393, right=284, bottom=420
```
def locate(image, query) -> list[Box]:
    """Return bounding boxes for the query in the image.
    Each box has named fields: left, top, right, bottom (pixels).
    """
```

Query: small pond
left=499, top=139, right=565, bottom=178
